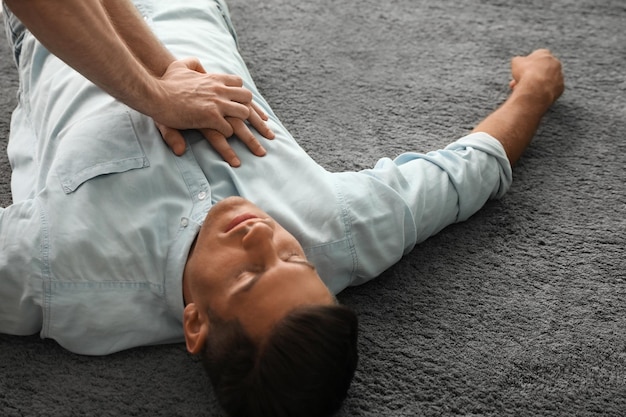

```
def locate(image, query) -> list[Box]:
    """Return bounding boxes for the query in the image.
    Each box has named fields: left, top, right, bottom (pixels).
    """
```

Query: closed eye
left=235, top=256, right=316, bottom=294
left=286, top=254, right=316, bottom=271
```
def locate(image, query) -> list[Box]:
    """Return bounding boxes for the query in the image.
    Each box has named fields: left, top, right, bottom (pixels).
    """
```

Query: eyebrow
left=239, top=259, right=316, bottom=293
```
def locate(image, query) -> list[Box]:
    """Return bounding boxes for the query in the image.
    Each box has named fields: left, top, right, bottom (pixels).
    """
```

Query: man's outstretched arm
left=3, top=0, right=273, bottom=164
left=472, top=49, right=564, bottom=165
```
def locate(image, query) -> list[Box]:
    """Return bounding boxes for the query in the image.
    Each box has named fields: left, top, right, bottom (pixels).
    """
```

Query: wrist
left=512, top=77, right=561, bottom=109
left=132, top=76, right=167, bottom=120
left=111, top=59, right=165, bottom=119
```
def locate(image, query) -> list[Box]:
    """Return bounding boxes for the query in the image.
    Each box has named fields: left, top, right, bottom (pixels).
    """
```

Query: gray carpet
left=1, top=0, right=625, bottom=415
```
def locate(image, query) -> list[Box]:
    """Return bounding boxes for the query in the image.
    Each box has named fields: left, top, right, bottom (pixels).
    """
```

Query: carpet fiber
left=1, top=0, right=625, bottom=416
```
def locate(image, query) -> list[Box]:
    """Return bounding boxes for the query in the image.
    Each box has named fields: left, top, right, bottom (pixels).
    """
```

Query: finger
left=200, top=129, right=241, bottom=167
left=229, top=118, right=267, bottom=157
left=217, top=73, right=244, bottom=87
left=532, top=48, right=551, bottom=57
left=250, top=101, right=269, bottom=121
left=510, top=55, right=522, bottom=69
left=510, top=56, right=523, bottom=83
left=247, top=104, right=275, bottom=140
left=208, top=112, right=235, bottom=138
left=156, top=123, right=187, bottom=156
left=223, top=85, right=253, bottom=105
left=219, top=100, right=251, bottom=121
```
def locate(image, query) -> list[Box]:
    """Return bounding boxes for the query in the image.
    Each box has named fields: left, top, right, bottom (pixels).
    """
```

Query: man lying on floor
left=0, top=1, right=563, bottom=416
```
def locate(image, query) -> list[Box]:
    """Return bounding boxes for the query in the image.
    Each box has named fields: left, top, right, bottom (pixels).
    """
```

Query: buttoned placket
left=163, top=142, right=214, bottom=318
left=170, top=143, right=214, bottom=232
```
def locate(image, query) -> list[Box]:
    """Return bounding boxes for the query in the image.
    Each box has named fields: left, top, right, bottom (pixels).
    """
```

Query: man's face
left=183, top=196, right=334, bottom=343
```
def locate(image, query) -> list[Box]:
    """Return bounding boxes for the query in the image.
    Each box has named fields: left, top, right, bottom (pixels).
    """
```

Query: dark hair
left=200, top=304, right=359, bottom=417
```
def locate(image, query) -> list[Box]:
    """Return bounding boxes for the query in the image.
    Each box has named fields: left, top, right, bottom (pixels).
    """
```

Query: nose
left=241, top=221, right=279, bottom=266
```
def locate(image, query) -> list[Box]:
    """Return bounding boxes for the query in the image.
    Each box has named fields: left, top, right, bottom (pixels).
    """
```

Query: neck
left=182, top=275, right=192, bottom=306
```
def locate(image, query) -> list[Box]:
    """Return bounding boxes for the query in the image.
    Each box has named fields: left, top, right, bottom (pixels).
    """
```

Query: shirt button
left=180, top=218, right=189, bottom=227
left=198, top=191, right=207, bottom=201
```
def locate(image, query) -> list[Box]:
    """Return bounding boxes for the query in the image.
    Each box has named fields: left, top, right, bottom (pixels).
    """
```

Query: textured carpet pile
left=1, top=1, right=625, bottom=416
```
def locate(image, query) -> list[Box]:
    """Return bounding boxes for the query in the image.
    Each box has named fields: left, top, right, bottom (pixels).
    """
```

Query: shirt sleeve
left=0, top=199, right=45, bottom=336
left=339, top=132, right=513, bottom=286
left=392, top=132, right=513, bottom=228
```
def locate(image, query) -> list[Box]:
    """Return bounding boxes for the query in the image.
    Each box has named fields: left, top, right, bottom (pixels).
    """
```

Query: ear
left=183, top=303, right=210, bottom=355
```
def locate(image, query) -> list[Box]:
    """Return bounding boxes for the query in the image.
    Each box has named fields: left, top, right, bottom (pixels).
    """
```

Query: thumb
left=178, top=56, right=207, bottom=74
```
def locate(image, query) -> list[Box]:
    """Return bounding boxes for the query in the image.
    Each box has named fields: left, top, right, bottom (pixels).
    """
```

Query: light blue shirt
left=0, top=0, right=512, bottom=355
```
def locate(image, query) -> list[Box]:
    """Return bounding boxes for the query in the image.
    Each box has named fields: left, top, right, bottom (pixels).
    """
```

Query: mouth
left=225, top=213, right=260, bottom=233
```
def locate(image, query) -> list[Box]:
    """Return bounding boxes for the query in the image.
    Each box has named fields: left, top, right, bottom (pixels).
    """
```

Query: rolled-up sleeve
left=338, top=132, right=512, bottom=286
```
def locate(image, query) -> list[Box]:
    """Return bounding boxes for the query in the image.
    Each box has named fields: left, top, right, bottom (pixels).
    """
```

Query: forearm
left=4, top=0, right=164, bottom=116
left=101, top=0, right=175, bottom=76
left=472, top=85, right=553, bottom=165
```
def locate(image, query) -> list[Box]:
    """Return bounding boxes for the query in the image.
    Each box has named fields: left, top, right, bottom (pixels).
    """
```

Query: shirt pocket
left=55, top=112, right=150, bottom=194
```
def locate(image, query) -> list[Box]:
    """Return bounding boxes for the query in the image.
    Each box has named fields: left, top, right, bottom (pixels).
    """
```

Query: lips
left=225, top=213, right=259, bottom=232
